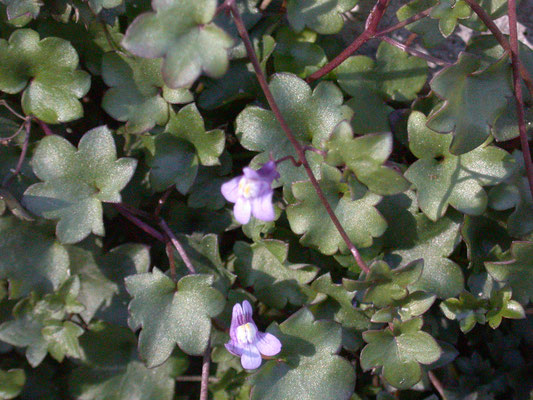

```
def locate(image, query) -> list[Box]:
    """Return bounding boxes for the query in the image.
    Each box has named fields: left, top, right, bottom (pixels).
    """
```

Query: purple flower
left=221, top=161, right=280, bottom=225
left=225, top=300, right=282, bottom=370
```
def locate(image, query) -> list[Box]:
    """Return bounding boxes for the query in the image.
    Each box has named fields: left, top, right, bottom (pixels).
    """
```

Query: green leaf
left=125, top=270, right=225, bottom=366
left=371, top=291, right=437, bottom=323
left=405, top=111, right=515, bottom=221
left=23, top=127, right=137, bottom=244
left=187, top=156, right=232, bottom=211
left=485, top=241, right=533, bottom=305
left=122, top=0, right=233, bottom=88
left=344, top=259, right=423, bottom=307
left=236, top=72, right=350, bottom=186
left=286, top=0, right=357, bottom=34
left=165, top=103, right=225, bottom=166
left=233, top=240, right=318, bottom=308
left=286, top=165, right=387, bottom=254
left=459, top=0, right=508, bottom=31
left=41, top=320, right=84, bottom=362
left=486, top=287, right=525, bottom=328
left=335, top=41, right=428, bottom=103
left=360, top=318, right=442, bottom=389
left=88, top=0, right=123, bottom=13
left=250, top=308, right=355, bottom=400
left=397, top=0, right=443, bottom=48
left=0, top=368, right=25, bottom=400
left=378, top=192, right=465, bottom=299
left=430, top=0, right=471, bottom=37
left=0, top=217, right=69, bottom=298
left=69, top=321, right=181, bottom=400
left=440, top=291, right=488, bottom=333
left=102, top=52, right=192, bottom=134
left=273, top=26, right=326, bottom=78
left=427, top=53, right=513, bottom=154
left=0, top=0, right=41, bottom=20
left=67, top=243, right=150, bottom=325
left=326, top=121, right=409, bottom=195
left=488, top=151, right=533, bottom=237
left=0, top=29, right=91, bottom=123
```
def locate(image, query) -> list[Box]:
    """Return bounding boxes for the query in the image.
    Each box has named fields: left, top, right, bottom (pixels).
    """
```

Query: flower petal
left=242, top=300, right=253, bottom=322
left=230, top=303, right=244, bottom=339
left=221, top=176, right=242, bottom=203
left=225, top=340, right=244, bottom=356
left=234, top=197, right=252, bottom=224
left=255, top=332, right=282, bottom=357
left=257, top=160, right=280, bottom=182
left=251, top=191, right=275, bottom=221
left=241, top=344, right=262, bottom=370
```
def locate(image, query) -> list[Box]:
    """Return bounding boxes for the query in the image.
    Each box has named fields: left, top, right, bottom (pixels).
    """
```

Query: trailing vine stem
left=507, top=0, right=533, bottom=197
left=306, top=0, right=390, bottom=83
left=379, top=36, right=452, bottom=66
left=222, top=0, right=370, bottom=273
left=199, top=338, right=211, bottom=400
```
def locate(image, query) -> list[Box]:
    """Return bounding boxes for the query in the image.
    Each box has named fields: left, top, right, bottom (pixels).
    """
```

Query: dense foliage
left=0, top=0, right=532, bottom=399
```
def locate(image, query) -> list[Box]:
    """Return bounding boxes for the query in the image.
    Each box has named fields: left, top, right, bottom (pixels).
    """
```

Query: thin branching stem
left=507, top=0, right=533, bottom=197
left=428, top=371, right=448, bottom=400
left=199, top=338, right=211, bottom=400
left=0, top=100, right=26, bottom=120
left=225, top=0, right=370, bottom=273
left=306, top=0, right=390, bottom=83
left=35, top=119, right=55, bottom=136
left=112, top=203, right=166, bottom=242
left=374, top=7, right=433, bottom=37
left=462, top=0, right=533, bottom=97
left=380, top=36, right=452, bottom=66
left=0, top=119, right=28, bottom=144
left=159, top=218, right=196, bottom=275
left=2, top=120, right=31, bottom=187
left=154, top=187, right=173, bottom=217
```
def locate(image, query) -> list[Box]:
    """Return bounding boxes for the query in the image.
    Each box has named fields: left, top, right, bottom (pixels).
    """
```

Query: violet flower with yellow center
left=225, top=300, right=282, bottom=370
left=221, top=161, right=279, bottom=224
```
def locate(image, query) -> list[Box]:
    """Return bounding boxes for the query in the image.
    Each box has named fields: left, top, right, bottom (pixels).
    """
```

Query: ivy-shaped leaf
left=405, top=111, right=515, bottom=221
left=0, top=29, right=91, bottom=123
left=250, top=308, right=355, bottom=400
left=430, top=0, right=471, bottom=37
left=23, top=127, right=137, bottom=244
left=286, top=165, right=387, bottom=254
left=69, top=321, right=183, bottom=400
left=360, top=318, right=442, bottom=389
left=378, top=192, right=465, bottom=299
left=0, top=0, right=40, bottom=20
left=326, top=121, right=410, bottom=195
left=440, top=291, right=488, bottom=333
left=187, top=155, right=232, bottom=211
left=0, top=216, right=69, bottom=298
left=236, top=72, right=350, bottom=186
left=397, top=0, right=444, bottom=48
left=273, top=26, right=326, bottom=78
left=336, top=41, right=428, bottom=103
left=88, top=0, right=123, bottom=13
left=0, top=368, right=25, bottom=400
left=489, top=151, right=533, bottom=237
left=460, top=0, right=508, bottom=31
left=371, top=291, right=437, bottom=323
left=102, top=52, right=192, bottom=134
left=286, top=0, right=357, bottom=34
left=486, top=287, right=525, bottom=329
left=122, top=0, right=233, bottom=88
left=427, top=53, right=513, bottom=154
left=344, top=259, right=423, bottom=308
left=67, top=243, right=150, bottom=326
left=233, top=240, right=318, bottom=308
left=485, top=241, right=533, bottom=305
left=125, top=270, right=225, bottom=367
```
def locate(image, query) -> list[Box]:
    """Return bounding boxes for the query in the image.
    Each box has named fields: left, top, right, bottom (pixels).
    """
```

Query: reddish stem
left=226, top=0, right=370, bottom=273
left=306, top=0, right=390, bottom=83
left=35, top=119, right=55, bottom=136
left=159, top=219, right=196, bottom=275
left=462, top=0, right=533, bottom=97
left=199, top=339, right=211, bottom=400
left=508, top=0, right=533, bottom=197
left=375, top=7, right=433, bottom=37
left=380, top=36, right=452, bottom=66
left=112, top=203, right=165, bottom=242
left=2, top=120, right=31, bottom=187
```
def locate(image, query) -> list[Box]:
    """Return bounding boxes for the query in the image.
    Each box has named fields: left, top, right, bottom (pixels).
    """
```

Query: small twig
left=0, top=119, right=27, bottom=144
left=375, top=7, right=433, bottom=37
left=117, top=202, right=154, bottom=220
left=275, top=155, right=302, bottom=167
left=0, top=100, right=26, bottom=120
left=462, top=0, right=533, bottom=97
left=159, top=218, right=196, bottom=275
left=306, top=0, right=390, bottom=83
left=2, top=120, right=31, bottom=187
left=35, top=119, right=55, bottom=136
left=166, top=242, right=177, bottom=279
left=508, top=0, right=533, bottom=197
left=428, top=371, right=448, bottom=400
left=226, top=0, right=370, bottom=273
left=303, top=145, right=327, bottom=157
left=112, top=203, right=166, bottom=242
left=380, top=36, right=452, bottom=66
left=154, top=187, right=173, bottom=217
left=199, top=339, right=211, bottom=400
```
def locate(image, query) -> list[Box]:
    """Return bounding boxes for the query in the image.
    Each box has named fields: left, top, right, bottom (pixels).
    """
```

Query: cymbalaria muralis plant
left=0, top=0, right=532, bottom=399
